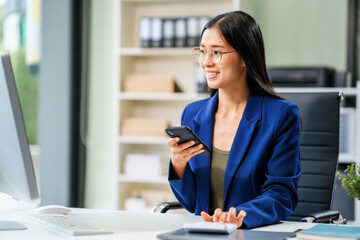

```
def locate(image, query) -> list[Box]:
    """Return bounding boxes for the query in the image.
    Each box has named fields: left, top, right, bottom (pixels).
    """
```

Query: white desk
left=0, top=208, right=317, bottom=240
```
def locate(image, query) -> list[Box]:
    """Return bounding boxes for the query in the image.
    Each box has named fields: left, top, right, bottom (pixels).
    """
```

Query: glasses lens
left=192, top=49, right=222, bottom=64
left=213, top=52, right=221, bottom=63
left=192, top=49, right=202, bottom=63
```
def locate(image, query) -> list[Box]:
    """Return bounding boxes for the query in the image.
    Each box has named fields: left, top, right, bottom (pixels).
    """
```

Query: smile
left=206, top=71, right=219, bottom=79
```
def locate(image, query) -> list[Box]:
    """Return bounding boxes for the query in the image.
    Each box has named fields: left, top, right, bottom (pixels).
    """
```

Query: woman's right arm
left=168, top=137, right=204, bottom=179
left=168, top=137, right=203, bottom=212
left=167, top=104, right=203, bottom=212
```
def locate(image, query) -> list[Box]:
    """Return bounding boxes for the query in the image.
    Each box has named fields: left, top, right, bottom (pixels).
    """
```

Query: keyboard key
left=29, top=214, right=113, bottom=236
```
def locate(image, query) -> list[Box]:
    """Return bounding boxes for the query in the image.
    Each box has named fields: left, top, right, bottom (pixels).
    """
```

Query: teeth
left=207, top=72, right=218, bottom=77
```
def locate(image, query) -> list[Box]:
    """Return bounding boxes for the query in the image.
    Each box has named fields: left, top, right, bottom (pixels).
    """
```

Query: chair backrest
left=280, top=92, right=341, bottom=221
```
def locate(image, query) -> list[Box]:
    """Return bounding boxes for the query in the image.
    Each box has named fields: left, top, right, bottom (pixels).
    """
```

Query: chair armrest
left=151, top=202, right=183, bottom=213
left=300, top=210, right=347, bottom=224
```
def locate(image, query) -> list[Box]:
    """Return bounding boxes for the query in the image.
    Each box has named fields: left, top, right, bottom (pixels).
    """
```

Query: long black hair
left=202, top=11, right=282, bottom=99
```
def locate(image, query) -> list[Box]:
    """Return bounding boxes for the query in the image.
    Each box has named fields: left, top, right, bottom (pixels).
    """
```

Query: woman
left=168, top=11, right=301, bottom=229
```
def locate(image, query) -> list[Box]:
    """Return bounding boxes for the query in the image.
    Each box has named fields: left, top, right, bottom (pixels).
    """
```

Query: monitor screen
left=0, top=52, right=40, bottom=206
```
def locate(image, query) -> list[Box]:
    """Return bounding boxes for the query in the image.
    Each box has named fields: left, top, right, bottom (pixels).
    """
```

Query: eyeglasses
left=192, top=47, right=237, bottom=64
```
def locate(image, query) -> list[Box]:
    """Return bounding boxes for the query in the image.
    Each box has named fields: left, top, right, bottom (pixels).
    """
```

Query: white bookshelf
left=113, top=0, right=240, bottom=211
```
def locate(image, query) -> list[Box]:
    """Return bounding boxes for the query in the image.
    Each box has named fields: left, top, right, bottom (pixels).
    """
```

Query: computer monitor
left=0, top=52, right=40, bottom=229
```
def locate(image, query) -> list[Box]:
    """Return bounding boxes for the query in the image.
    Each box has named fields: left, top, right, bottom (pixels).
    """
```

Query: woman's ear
left=241, top=59, right=246, bottom=68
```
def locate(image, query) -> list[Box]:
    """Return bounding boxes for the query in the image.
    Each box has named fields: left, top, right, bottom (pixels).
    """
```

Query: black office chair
left=281, top=91, right=345, bottom=223
left=153, top=91, right=345, bottom=224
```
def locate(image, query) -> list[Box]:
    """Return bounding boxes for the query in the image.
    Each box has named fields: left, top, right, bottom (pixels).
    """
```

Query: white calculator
left=183, top=221, right=237, bottom=234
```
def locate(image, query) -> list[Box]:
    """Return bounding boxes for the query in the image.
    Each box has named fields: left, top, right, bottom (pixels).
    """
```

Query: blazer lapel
left=192, top=92, right=218, bottom=212
left=193, top=93, right=218, bottom=150
left=223, top=89, right=263, bottom=205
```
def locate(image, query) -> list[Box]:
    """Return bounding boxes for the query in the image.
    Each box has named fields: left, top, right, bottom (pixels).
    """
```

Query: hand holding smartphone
left=165, top=126, right=211, bottom=156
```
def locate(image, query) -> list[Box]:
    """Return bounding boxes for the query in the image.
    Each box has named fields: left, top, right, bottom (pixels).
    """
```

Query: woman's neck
left=217, top=84, right=250, bottom=115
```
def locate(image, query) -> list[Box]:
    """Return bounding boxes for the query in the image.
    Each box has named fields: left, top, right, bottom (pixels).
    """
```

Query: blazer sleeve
left=239, top=103, right=302, bottom=229
left=168, top=105, right=197, bottom=213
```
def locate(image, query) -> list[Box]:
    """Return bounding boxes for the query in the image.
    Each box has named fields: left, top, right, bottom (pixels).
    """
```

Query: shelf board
left=275, top=87, right=357, bottom=96
left=117, top=174, right=168, bottom=184
left=118, top=92, right=207, bottom=101
left=119, top=136, right=169, bottom=144
left=119, top=47, right=193, bottom=56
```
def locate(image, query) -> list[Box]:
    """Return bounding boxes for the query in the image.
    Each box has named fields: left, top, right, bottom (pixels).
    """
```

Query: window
left=0, top=0, right=41, bottom=145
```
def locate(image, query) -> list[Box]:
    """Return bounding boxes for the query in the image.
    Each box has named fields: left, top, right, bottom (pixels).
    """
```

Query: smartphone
left=165, top=126, right=211, bottom=156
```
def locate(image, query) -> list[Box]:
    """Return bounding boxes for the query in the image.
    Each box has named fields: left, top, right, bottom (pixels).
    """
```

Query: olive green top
left=209, top=146, right=230, bottom=214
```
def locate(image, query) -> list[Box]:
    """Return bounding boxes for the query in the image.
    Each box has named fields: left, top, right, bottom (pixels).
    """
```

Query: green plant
left=336, top=163, right=360, bottom=200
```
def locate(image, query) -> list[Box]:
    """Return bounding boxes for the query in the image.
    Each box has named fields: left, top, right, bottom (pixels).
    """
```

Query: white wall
left=84, top=0, right=115, bottom=209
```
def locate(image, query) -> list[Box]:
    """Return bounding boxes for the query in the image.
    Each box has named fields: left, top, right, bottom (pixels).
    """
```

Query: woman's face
left=200, top=26, right=246, bottom=91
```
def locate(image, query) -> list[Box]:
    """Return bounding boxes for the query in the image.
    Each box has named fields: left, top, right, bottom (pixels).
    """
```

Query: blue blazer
left=168, top=89, right=302, bottom=229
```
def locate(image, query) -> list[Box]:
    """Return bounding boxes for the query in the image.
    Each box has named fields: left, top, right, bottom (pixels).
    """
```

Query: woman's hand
left=168, top=137, right=205, bottom=178
left=200, top=207, right=246, bottom=228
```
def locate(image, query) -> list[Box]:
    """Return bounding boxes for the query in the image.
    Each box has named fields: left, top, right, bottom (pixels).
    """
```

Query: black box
left=267, top=67, right=336, bottom=87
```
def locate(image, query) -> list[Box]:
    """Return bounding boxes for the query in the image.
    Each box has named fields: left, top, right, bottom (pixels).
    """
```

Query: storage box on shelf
left=120, top=117, right=169, bottom=137
left=114, top=0, right=239, bottom=211
left=123, top=74, right=180, bottom=93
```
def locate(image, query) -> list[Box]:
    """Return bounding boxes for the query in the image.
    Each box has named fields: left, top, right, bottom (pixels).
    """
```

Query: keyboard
left=29, top=214, right=113, bottom=236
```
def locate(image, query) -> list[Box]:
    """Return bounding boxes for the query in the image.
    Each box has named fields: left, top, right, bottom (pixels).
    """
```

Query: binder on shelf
left=151, top=18, right=163, bottom=48
left=186, top=17, right=198, bottom=47
left=163, top=18, right=175, bottom=48
left=139, top=17, right=151, bottom=48
left=175, top=18, right=187, bottom=47
left=139, top=16, right=210, bottom=48
left=198, top=16, right=210, bottom=38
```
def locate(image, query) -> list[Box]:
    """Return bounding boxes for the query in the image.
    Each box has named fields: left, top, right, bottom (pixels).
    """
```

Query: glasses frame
left=192, top=47, right=237, bottom=64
